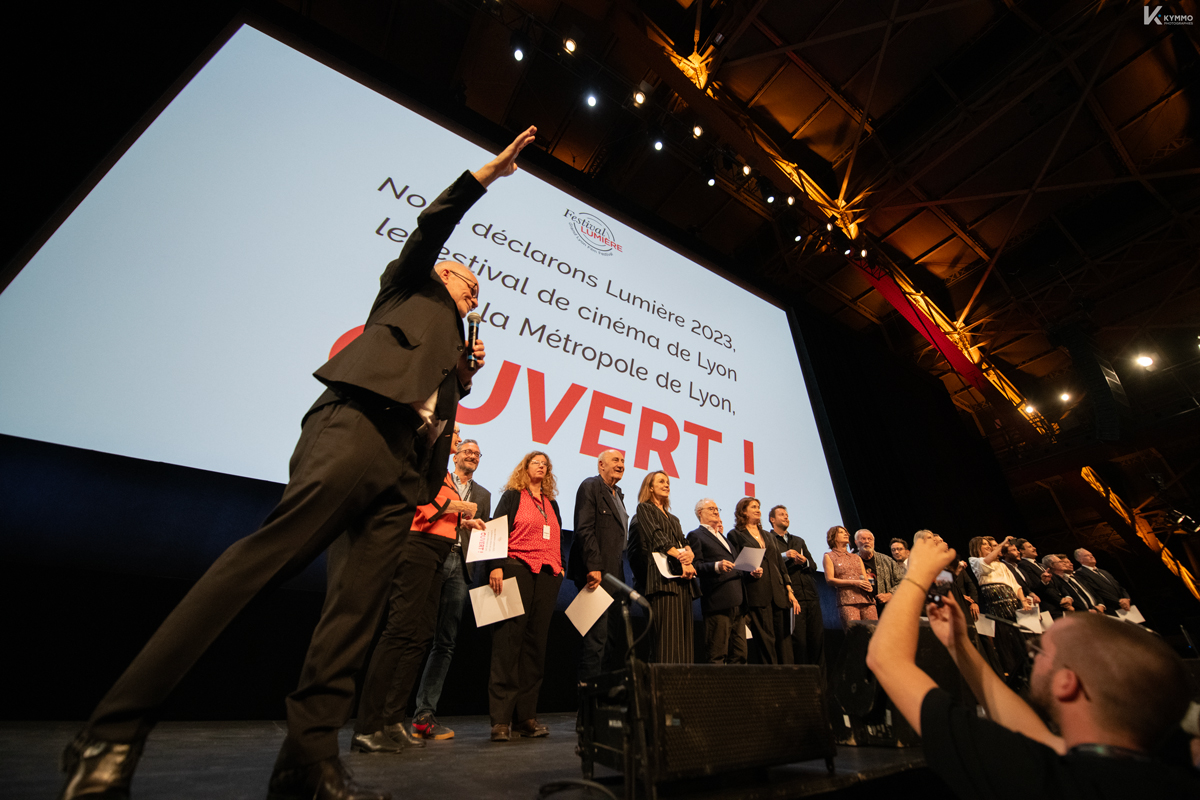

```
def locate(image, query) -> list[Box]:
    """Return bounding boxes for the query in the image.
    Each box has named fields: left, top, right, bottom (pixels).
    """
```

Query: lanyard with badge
left=527, top=489, right=552, bottom=540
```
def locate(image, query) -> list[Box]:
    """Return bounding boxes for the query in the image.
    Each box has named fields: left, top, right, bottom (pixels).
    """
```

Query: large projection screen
left=0, top=23, right=842, bottom=541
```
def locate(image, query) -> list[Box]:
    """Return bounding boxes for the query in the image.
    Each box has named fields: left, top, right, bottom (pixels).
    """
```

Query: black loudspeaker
left=831, top=620, right=975, bottom=747
left=577, top=664, right=835, bottom=786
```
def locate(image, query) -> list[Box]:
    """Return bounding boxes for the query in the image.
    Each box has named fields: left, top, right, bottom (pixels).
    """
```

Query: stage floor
left=3, top=714, right=927, bottom=799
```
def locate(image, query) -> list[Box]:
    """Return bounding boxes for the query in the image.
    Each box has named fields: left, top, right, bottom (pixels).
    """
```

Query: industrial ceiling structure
left=6, top=0, right=1198, bottom=603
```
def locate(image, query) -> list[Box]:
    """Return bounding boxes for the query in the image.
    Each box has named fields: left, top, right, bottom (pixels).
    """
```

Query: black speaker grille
left=647, top=665, right=832, bottom=778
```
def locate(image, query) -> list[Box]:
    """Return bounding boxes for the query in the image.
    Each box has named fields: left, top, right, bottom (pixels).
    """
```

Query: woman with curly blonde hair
left=484, top=451, right=563, bottom=742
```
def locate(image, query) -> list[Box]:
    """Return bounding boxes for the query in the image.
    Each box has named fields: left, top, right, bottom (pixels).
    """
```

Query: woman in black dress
left=626, top=471, right=698, bottom=663
left=727, top=497, right=800, bottom=664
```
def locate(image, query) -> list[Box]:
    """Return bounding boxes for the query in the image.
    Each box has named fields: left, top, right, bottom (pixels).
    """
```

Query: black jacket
left=727, top=526, right=791, bottom=609
left=482, top=488, right=563, bottom=578
left=1074, top=565, right=1129, bottom=614
left=772, top=530, right=820, bottom=603
left=687, top=525, right=744, bottom=615
left=567, top=475, right=628, bottom=588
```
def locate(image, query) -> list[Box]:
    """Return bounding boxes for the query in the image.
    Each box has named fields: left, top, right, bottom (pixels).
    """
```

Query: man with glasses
left=60, top=127, right=537, bottom=800
left=687, top=500, right=747, bottom=665
left=411, top=438, right=491, bottom=738
left=568, top=449, right=629, bottom=680
left=867, top=535, right=1197, bottom=799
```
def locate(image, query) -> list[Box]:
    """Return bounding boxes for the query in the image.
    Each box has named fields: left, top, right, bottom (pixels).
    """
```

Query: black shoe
left=381, top=722, right=425, bottom=748
left=58, top=732, right=143, bottom=800
left=267, top=757, right=390, bottom=800
left=513, top=718, right=549, bottom=738
left=490, top=723, right=510, bottom=742
left=350, top=731, right=403, bottom=754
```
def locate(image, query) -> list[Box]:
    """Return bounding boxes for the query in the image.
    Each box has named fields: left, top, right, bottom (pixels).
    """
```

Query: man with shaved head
left=868, top=535, right=1198, bottom=798
left=60, top=128, right=537, bottom=800
left=569, top=448, right=630, bottom=680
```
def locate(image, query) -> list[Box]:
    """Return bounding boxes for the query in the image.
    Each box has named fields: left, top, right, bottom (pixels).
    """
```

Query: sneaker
left=412, top=713, right=455, bottom=740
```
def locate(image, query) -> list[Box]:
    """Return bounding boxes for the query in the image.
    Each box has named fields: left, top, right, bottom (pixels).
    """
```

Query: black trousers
left=355, top=533, right=453, bottom=734
left=86, top=399, right=429, bottom=768
left=702, top=608, right=747, bottom=665
left=745, top=604, right=793, bottom=665
left=790, top=601, right=826, bottom=674
left=578, top=603, right=626, bottom=681
left=488, top=559, right=562, bottom=725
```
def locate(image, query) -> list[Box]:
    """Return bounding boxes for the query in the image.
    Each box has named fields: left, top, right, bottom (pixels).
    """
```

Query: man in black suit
left=411, top=437, right=492, bottom=739
left=569, top=449, right=629, bottom=680
left=769, top=505, right=825, bottom=674
left=1073, top=548, right=1130, bottom=616
left=687, top=499, right=746, bottom=664
left=59, top=127, right=537, bottom=800
left=1041, top=554, right=1098, bottom=618
left=999, top=541, right=1042, bottom=608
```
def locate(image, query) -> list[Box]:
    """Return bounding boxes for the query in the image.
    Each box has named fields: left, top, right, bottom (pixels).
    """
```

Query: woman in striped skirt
left=627, top=471, right=698, bottom=663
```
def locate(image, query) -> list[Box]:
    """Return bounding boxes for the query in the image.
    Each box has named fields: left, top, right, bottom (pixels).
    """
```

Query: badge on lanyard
left=543, top=524, right=551, bottom=540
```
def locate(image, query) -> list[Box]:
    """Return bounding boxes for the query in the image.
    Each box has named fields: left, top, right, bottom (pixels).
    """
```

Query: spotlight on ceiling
left=700, top=159, right=716, bottom=187
left=633, top=90, right=646, bottom=105
left=1024, top=404, right=1036, bottom=414
left=651, top=129, right=664, bottom=151
left=564, top=37, right=577, bottom=54
left=795, top=233, right=804, bottom=242
left=742, top=164, right=751, bottom=176
left=586, top=93, right=597, bottom=107
left=826, top=222, right=833, bottom=231
left=843, top=248, right=852, bottom=256
left=786, top=196, right=795, bottom=205
left=510, top=31, right=529, bottom=62
left=1060, top=392, right=1071, bottom=401
left=1136, top=355, right=1154, bottom=367
left=693, top=124, right=703, bottom=138
left=860, top=248, right=867, bottom=258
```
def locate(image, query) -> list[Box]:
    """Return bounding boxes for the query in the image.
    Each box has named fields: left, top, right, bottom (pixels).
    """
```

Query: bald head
left=435, top=261, right=480, bottom=318
left=598, top=449, right=625, bottom=486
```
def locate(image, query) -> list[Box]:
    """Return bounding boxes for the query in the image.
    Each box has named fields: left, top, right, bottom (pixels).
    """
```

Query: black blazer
left=686, top=525, right=744, bottom=615
left=772, top=530, right=819, bottom=603
left=309, top=171, right=485, bottom=505
left=628, top=503, right=698, bottom=599
left=1042, top=575, right=1090, bottom=618
left=567, top=476, right=628, bottom=588
left=1003, top=559, right=1040, bottom=598
left=1074, top=566, right=1129, bottom=613
left=727, top=526, right=791, bottom=609
left=482, top=488, right=563, bottom=578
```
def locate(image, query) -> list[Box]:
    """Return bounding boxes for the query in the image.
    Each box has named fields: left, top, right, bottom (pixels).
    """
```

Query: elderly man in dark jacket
left=687, top=499, right=746, bottom=664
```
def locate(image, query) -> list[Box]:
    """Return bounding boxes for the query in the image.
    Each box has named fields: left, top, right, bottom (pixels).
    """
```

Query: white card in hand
left=565, top=586, right=614, bottom=635
left=469, top=577, right=524, bottom=627
left=975, top=616, right=996, bottom=637
left=1015, top=609, right=1043, bottom=634
left=651, top=552, right=679, bottom=578
left=1117, top=605, right=1145, bottom=624
left=732, top=547, right=765, bottom=572
left=465, top=516, right=509, bottom=563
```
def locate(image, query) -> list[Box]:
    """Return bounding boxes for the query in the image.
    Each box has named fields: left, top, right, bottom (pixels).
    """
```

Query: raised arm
left=472, top=126, right=537, bottom=188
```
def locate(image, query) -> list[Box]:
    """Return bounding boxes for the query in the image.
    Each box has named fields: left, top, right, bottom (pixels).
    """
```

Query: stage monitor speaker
left=831, top=620, right=976, bottom=747
left=577, top=664, right=834, bottom=784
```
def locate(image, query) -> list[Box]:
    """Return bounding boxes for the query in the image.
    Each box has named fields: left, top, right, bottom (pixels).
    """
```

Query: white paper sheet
left=1040, top=611, right=1054, bottom=630
left=465, top=516, right=509, bottom=563
left=651, top=552, right=679, bottom=578
left=732, top=547, right=765, bottom=572
left=469, top=577, right=525, bottom=627
left=745, top=624, right=753, bottom=639
left=1015, top=609, right=1043, bottom=634
left=1117, top=604, right=1146, bottom=624
left=975, top=617, right=996, bottom=637
left=565, top=586, right=614, bottom=635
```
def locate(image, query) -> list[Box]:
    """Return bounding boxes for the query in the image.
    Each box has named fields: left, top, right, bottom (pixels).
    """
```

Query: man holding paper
left=1073, top=549, right=1131, bottom=617
left=687, top=500, right=747, bottom=665
left=411, top=439, right=492, bottom=740
left=728, top=497, right=799, bottom=665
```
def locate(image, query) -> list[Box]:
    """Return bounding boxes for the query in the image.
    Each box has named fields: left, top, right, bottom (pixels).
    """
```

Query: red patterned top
left=825, top=548, right=871, bottom=607
left=509, top=489, right=562, bottom=575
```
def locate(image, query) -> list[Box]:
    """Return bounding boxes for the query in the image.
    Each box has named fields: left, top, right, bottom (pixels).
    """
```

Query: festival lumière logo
left=564, top=208, right=622, bottom=257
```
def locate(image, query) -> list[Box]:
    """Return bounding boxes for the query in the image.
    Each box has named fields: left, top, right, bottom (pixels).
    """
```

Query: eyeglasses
left=447, top=270, right=479, bottom=298
left=459, top=449, right=482, bottom=458
left=529, top=459, right=549, bottom=467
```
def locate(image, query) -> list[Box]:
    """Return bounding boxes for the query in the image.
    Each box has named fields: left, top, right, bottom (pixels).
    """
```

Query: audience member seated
left=866, top=535, right=1199, bottom=799
left=1073, top=549, right=1131, bottom=617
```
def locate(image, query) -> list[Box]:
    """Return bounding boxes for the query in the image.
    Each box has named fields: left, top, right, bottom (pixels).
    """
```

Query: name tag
left=543, top=524, right=552, bottom=540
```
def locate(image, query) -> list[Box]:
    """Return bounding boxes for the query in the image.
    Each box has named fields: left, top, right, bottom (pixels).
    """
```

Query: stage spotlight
left=1060, top=392, right=1070, bottom=401
left=510, top=31, right=529, bottom=62
left=826, top=222, right=833, bottom=231
left=786, top=196, right=795, bottom=205
left=843, top=248, right=852, bottom=256
left=633, top=90, right=646, bottom=105
left=564, top=38, right=577, bottom=54
left=586, top=93, right=597, bottom=107
left=700, top=159, right=716, bottom=186
left=651, top=129, right=664, bottom=150
left=742, top=164, right=751, bottom=176
left=1024, top=404, right=1036, bottom=414
left=1136, top=355, right=1153, bottom=367
left=693, top=124, right=703, bottom=138
left=860, top=248, right=867, bottom=258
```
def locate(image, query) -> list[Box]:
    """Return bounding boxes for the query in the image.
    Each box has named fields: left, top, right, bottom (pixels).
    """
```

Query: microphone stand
left=619, top=599, right=656, bottom=800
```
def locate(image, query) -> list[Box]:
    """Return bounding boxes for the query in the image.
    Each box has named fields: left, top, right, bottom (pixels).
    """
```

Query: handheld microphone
left=466, top=312, right=482, bottom=369
left=602, top=573, right=650, bottom=610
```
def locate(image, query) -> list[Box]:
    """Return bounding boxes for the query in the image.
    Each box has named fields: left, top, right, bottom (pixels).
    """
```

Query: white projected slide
left=0, top=24, right=842, bottom=537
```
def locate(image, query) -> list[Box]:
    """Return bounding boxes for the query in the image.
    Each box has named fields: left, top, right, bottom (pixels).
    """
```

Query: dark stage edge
left=2, top=714, right=925, bottom=799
